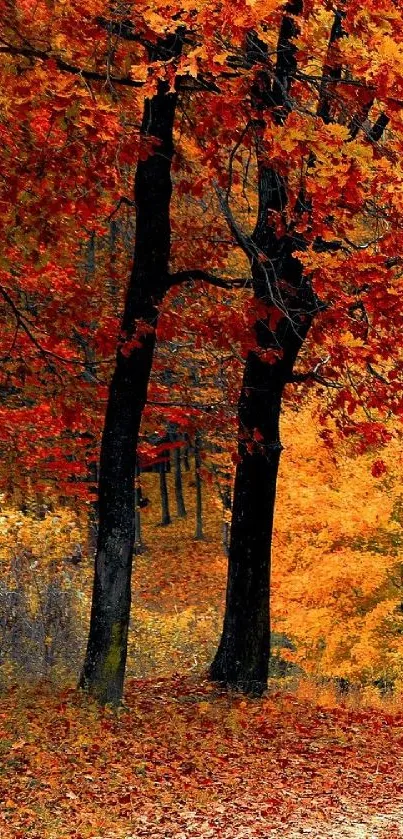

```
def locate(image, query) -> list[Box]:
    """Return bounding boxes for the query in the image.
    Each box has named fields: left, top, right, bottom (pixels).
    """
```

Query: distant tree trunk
left=87, top=504, right=98, bottom=555
left=222, top=476, right=231, bottom=556
left=108, top=220, right=118, bottom=300
left=183, top=436, right=190, bottom=471
left=87, top=459, right=99, bottom=555
left=194, top=430, right=204, bottom=540
left=174, top=446, right=187, bottom=517
left=134, top=462, right=144, bottom=554
left=79, top=52, right=181, bottom=705
left=159, top=454, right=171, bottom=526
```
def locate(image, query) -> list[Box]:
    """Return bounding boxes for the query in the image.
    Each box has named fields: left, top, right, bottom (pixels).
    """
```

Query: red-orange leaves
left=138, top=134, right=163, bottom=162
left=3, top=677, right=403, bottom=839
left=119, top=321, right=156, bottom=357
left=371, top=458, right=388, bottom=478
left=266, top=304, right=286, bottom=333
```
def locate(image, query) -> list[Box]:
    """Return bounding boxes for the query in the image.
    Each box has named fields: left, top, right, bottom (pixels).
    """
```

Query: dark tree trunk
left=79, top=305, right=157, bottom=705
left=79, top=67, right=179, bottom=705
left=134, top=462, right=144, bottom=555
left=174, top=446, right=187, bottom=517
left=210, top=355, right=284, bottom=694
left=210, top=4, right=311, bottom=696
left=159, top=455, right=171, bottom=526
left=183, top=437, right=190, bottom=471
left=194, top=430, right=204, bottom=540
left=210, top=263, right=315, bottom=693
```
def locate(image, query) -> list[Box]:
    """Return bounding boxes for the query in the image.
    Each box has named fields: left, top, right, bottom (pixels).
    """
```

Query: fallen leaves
left=1, top=677, right=403, bottom=838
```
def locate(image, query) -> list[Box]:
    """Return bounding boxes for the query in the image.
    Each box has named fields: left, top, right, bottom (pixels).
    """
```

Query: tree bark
left=79, top=71, right=179, bottom=705
left=210, top=354, right=284, bottom=694
left=183, top=435, right=190, bottom=471
left=210, top=3, right=310, bottom=695
left=174, top=446, right=187, bottom=517
left=159, top=454, right=171, bottom=526
left=194, top=430, right=204, bottom=540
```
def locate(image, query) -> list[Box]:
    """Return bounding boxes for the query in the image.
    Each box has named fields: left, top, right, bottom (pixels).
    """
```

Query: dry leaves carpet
left=1, top=675, right=403, bottom=839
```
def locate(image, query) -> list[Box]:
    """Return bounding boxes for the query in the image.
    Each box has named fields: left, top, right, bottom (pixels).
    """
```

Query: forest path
left=100, top=804, right=403, bottom=839
left=289, top=809, right=403, bottom=837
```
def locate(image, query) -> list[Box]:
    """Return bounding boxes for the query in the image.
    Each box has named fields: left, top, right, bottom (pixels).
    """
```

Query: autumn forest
left=0, top=0, right=403, bottom=836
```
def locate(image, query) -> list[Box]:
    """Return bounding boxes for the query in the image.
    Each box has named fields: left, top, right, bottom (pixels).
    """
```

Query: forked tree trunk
left=174, top=446, right=187, bottom=517
left=79, top=73, right=179, bottom=705
left=210, top=8, right=308, bottom=695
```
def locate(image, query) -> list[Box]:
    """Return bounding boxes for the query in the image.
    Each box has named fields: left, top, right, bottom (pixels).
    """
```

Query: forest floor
left=1, top=433, right=403, bottom=838
left=1, top=674, right=403, bottom=839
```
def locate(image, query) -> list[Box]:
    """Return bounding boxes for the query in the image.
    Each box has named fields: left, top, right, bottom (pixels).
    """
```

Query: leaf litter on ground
left=1, top=674, right=403, bottom=838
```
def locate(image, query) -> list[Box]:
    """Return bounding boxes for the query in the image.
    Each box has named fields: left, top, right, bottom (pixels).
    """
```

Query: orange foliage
left=273, top=404, right=403, bottom=687
left=0, top=404, right=402, bottom=689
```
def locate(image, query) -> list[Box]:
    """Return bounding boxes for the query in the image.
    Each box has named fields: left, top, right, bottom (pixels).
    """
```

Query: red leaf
left=371, top=459, right=387, bottom=478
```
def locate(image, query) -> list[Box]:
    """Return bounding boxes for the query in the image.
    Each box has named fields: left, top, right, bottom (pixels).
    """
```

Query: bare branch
left=168, top=269, right=251, bottom=290
left=0, top=41, right=222, bottom=93
left=0, top=44, right=145, bottom=87
left=367, top=362, right=389, bottom=385
left=226, top=121, right=253, bottom=202
left=214, top=181, right=256, bottom=258
left=148, top=399, right=226, bottom=413
left=289, top=355, right=342, bottom=388
left=107, top=196, right=135, bottom=220
left=0, top=284, right=97, bottom=377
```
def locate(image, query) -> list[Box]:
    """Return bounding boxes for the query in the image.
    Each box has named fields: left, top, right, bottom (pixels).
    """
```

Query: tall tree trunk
left=210, top=265, right=316, bottom=693
left=210, top=5, right=309, bottom=695
left=183, top=436, right=190, bottom=471
left=79, top=69, right=179, bottom=705
left=159, top=454, right=171, bottom=526
left=210, top=354, right=284, bottom=694
left=194, top=430, right=204, bottom=540
left=174, top=446, right=187, bottom=517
